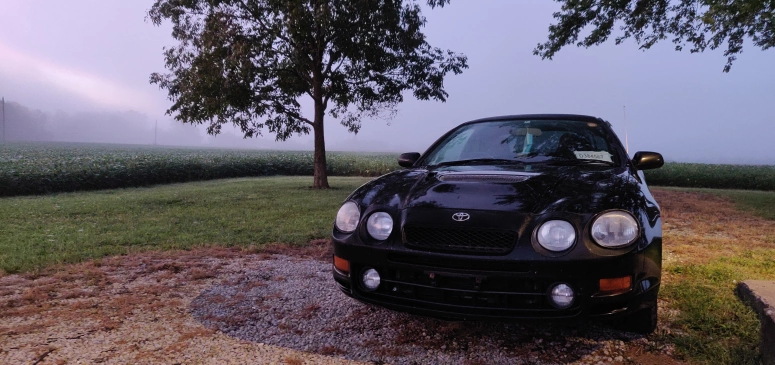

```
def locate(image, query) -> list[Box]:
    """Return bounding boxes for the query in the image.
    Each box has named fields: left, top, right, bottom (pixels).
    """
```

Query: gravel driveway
left=0, top=242, right=682, bottom=365
left=190, top=253, right=680, bottom=365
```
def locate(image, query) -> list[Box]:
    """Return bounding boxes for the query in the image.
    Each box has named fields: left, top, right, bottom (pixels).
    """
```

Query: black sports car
left=331, top=114, right=664, bottom=333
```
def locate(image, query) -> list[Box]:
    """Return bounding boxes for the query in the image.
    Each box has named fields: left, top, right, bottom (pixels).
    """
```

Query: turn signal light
left=599, top=276, right=632, bottom=294
left=333, top=255, right=350, bottom=275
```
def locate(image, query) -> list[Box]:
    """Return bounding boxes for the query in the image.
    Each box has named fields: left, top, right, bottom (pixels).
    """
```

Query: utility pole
left=623, top=105, right=629, bottom=155
left=154, top=119, right=158, bottom=145
left=2, top=97, right=5, bottom=144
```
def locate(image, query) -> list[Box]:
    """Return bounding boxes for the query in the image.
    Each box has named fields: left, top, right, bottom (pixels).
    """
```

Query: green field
left=0, top=176, right=371, bottom=273
left=2, top=142, right=775, bottom=197
left=0, top=142, right=397, bottom=196
left=644, top=162, right=775, bottom=191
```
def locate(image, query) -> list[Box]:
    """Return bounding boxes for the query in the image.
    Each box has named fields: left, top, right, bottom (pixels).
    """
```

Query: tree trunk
left=311, top=32, right=329, bottom=189
left=312, top=101, right=330, bottom=189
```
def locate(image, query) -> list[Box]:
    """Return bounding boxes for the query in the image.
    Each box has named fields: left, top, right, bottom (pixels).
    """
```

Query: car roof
left=464, top=114, right=606, bottom=125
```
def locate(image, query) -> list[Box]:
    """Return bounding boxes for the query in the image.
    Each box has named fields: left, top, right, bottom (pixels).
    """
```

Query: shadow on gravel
left=189, top=255, right=658, bottom=365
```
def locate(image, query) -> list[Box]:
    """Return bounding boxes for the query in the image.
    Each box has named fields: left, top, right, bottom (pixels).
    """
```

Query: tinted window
left=423, top=119, right=622, bottom=165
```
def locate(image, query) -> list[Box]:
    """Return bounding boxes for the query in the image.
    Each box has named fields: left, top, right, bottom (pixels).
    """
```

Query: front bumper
left=332, top=242, right=660, bottom=321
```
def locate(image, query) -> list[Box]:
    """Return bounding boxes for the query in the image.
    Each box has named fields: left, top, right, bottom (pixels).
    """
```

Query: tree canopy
left=148, top=0, right=467, bottom=188
left=534, top=0, right=775, bottom=72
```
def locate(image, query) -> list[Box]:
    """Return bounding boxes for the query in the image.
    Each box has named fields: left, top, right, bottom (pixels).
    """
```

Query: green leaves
left=148, top=0, right=467, bottom=187
left=535, top=0, right=774, bottom=72
left=148, top=0, right=468, bottom=136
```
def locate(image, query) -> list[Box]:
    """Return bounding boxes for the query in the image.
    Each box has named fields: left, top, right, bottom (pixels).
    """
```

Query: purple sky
left=1, top=0, right=773, bottom=163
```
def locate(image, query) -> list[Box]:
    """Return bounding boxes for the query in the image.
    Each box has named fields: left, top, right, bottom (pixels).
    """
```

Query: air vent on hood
left=437, top=174, right=530, bottom=183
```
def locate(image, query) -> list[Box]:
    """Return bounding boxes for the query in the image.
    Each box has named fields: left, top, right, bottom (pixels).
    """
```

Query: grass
left=661, top=252, right=770, bottom=364
left=0, top=176, right=371, bottom=273
left=3, top=175, right=775, bottom=363
left=659, top=186, right=775, bottom=221
left=653, top=187, right=775, bottom=364
left=713, top=189, right=775, bottom=220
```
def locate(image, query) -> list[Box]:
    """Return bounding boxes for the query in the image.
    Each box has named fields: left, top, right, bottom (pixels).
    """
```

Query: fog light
left=549, top=283, right=575, bottom=309
left=361, top=268, right=381, bottom=291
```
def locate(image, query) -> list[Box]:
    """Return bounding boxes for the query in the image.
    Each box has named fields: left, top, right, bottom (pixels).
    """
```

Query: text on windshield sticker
left=573, top=151, right=613, bottom=162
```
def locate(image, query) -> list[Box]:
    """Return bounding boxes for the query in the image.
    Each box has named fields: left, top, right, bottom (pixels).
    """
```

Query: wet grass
left=710, top=189, right=775, bottom=220
left=2, top=177, right=775, bottom=364
left=0, top=176, right=371, bottom=273
left=654, top=188, right=775, bottom=364
left=661, top=253, right=770, bottom=364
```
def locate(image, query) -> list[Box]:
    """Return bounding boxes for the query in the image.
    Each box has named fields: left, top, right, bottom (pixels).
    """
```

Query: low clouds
left=0, top=42, right=158, bottom=113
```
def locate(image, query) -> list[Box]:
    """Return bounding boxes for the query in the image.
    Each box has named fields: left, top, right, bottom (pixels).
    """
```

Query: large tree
left=534, top=0, right=774, bottom=72
left=148, top=0, right=467, bottom=188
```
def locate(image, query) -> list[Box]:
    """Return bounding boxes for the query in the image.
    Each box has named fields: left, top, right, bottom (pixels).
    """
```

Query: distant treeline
left=0, top=142, right=773, bottom=197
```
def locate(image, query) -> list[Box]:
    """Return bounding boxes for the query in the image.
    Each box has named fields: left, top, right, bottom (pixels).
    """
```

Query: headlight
left=335, top=202, right=360, bottom=233
left=366, top=212, right=393, bottom=240
left=536, top=220, right=576, bottom=251
left=591, top=211, right=639, bottom=248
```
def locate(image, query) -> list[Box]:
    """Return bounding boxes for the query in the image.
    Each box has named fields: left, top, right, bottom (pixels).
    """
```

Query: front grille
left=359, top=266, right=571, bottom=314
left=403, top=226, right=517, bottom=254
left=387, top=253, right=531, bottom=273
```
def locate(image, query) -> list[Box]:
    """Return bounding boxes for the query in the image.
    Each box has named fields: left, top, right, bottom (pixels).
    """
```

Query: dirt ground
left=2, top=188, right=772, bottom=364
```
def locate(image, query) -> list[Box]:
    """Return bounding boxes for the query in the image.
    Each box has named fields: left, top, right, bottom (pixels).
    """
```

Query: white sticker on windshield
left=573, top=151, right=613, bottom=162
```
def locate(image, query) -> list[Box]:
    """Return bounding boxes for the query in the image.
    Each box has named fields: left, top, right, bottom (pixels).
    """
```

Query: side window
left=426, top=128, right=475, bottom=165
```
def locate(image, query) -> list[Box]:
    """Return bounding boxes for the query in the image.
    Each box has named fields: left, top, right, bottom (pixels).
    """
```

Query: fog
left=1, top=1, right=773, bottom=163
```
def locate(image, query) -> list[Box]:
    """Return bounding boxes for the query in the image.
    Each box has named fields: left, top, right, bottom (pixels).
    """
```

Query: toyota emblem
left=452, top=212, right=470, bottom=222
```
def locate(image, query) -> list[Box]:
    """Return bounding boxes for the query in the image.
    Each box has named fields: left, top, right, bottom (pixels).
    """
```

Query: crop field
left=644, top=162, right=775, bottom=191
left=1, top=142, right=774, bottom=197
left=0, top=142, right=398, bottom=196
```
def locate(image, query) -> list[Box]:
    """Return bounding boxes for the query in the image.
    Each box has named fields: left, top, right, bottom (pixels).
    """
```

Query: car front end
left=331, top=114, right=664, bottom=333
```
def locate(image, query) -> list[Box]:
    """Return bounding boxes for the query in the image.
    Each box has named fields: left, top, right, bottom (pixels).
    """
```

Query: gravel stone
left=0, top=247, right=682, bottom=364
left=189, top=254, right=677, bottom=365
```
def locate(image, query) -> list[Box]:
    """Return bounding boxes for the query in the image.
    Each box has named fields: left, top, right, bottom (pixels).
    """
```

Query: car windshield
left=422, top=119, right=622, bottom=166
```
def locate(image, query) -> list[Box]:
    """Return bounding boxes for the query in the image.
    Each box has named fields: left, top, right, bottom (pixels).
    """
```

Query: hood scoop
left=437, top=172, right=532, bottom=183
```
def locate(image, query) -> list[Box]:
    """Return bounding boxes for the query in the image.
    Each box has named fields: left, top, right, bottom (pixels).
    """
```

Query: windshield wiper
left=433, top=158, right=524, bottom=167
left=548, top=159, right=617, bottom=166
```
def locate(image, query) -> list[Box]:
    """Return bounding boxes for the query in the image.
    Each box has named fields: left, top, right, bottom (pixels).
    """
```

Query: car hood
left=349, top=164, right=643, bottom=214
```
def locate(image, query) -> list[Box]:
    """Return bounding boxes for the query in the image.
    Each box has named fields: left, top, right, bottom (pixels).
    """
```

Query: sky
left=0, top=1, right=773, bottom=164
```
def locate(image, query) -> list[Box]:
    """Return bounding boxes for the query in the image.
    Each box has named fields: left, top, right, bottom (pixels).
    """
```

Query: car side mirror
left=398, top=152, right=421, bottom=168
left=632, top=151, right=664, bottom=170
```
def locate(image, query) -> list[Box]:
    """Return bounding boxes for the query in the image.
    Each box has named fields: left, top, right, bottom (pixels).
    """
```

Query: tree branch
left=264, top=100, right=313, bottom=126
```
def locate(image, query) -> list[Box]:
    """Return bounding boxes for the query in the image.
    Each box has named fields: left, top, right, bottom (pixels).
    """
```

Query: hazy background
left=0, top=1, right=773, bottom=163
